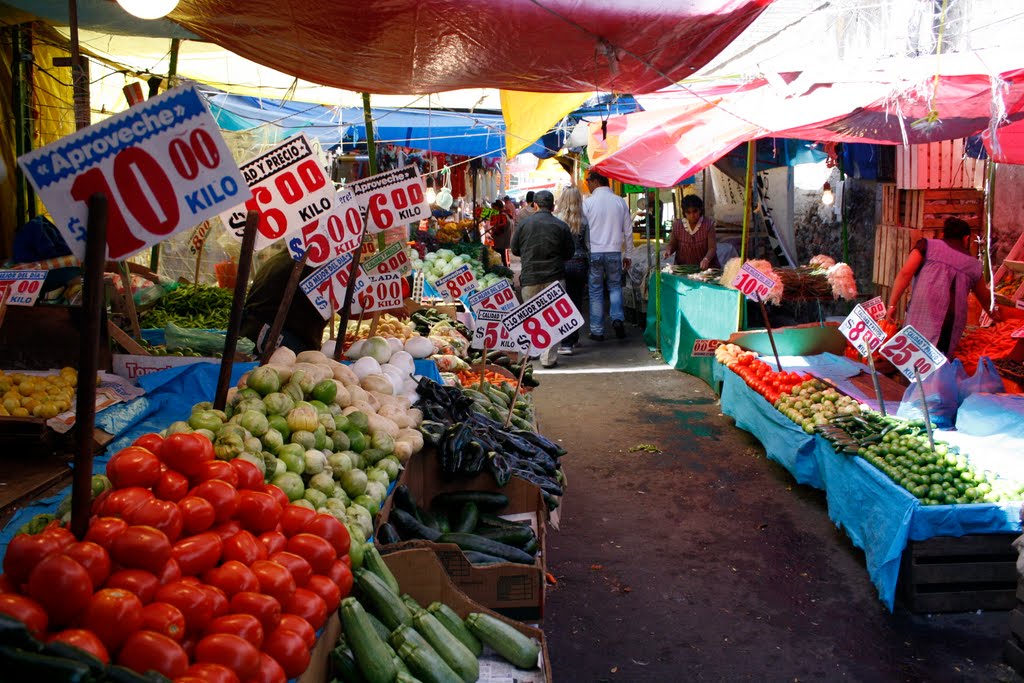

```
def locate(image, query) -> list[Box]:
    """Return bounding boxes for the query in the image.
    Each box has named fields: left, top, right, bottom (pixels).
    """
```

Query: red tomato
left=133, top=432, right=164, bottom=456
left=276, top=613, right=315, bottom=649
left=155, top=581, right=215, bottom=634
left=202, top=561, right=259, bottom=598
left=141, top=601, right=187, bottom=642
left=305, top=574, right=341, bottom=614
left=250, top=561, right=296, bottom=606
left=127, top=498, right=184, bottom=542
left=84, top=517, right=129, bottom=551
left=111, top=525, right=172, bottom=574
left=339, top=554, right=351, bottom=569
left=249, top=652, right=287, bottom=683
left=262, top=625, right=310, bottom=679
left=230, top=459, right=263, bottom=491
left=41, top=522, right=76, bottom=551
left=235, top=492, right=282, bottom=535
left=100, top=487, right=154, bottom=519
left=107, top=446, right=162, bottom=490
left=172, top=533, right=223, bottom=576
left=202, top=584, right=230, bottom=619
left=204, top=613, right=264, bottom=648
left=278, top=505, right=315, bottom=538
left=324, top=559, right=353, bottom=599
left=190, top=480, right=240, bottom=524
left=302, top=514, right=350, bottom=557
left=81, top=588, right=144, bottom=653
left=268, top=552, right=312, bottom=587
left=49, top=629, right=110, bottom=663
left=193, top=461, right=239, bottom=489
left=161, top=432, right=214, bottom=478
left=27, top=554, right=92, bottom=626
left=258, top=531, right=287, bottom=557
left=259, top=484, right=289, bottom=510
left=3, top=532, right=61, bottom=583
left=157, top=558, right=183, bottom=585
left=155, top=469, right=190, bottom=502
left=228, top=592, right=280, bottom=635
left=283, top=587, right=326, bottom=631
left=118, top=630, right=189, bottom=678
left=104, top=569, right=159, bottom=603
left=0, top=574, right=15, bottom=594
left=285, top=534, right=335, bottom=574
left=63, top=541, right=111, bottom=590
left=0, top=593, right=48, bottom=636
left=210, top=520, right=243, bottom=543
left=186, top=662, right=240, bottom=683
left=221, top=530, right=266, bottom=566
left=178, top=496, right=217, bottom=535
left=194, top=633, right=260, bottom=679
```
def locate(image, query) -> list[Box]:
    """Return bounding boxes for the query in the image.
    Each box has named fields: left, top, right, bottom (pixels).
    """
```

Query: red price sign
left=862, top=296, right=887, bottom=320
left=691, top=339, right=721, bottom=357
left=362, top=240, right=411, bottom=276
left=878, top=324, right=947, bottom=382
left=468, top=280, right=518, bottom=312
left=0, top=270, right=46, bottom=306
left=286, top=189, right=365, bottom=266
left=839, top=305, right=888, bottom=356
left=731, top=263, right=775, bottom=301
left=432, top=264, right=477, bottom=302
left=501, top=281, right=584, bottom=353
left=299, top=252, right=355, bottom=320
left=352, top=272, right=405, bottom=314
left=17, top=83, right=249, bottom=262
left=221, top=133, right=334, bottom=250
left=349, top=166, right=430, bottom=235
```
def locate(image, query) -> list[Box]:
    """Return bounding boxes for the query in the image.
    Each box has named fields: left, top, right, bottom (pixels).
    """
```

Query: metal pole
left=984, top=160, right=997, bottom=309
left=866, top=352, right=887, bottom=417
left=758, top=299, right=782, bottom=371
left=654, top=189, right=662, bottom=352
left=71, top=194, right=107, bottom=540
left=739, top=141, right=755, bottom=329
left=913, top=368, right=936, bottom=452
left=214, top=212, right=258, bottom=410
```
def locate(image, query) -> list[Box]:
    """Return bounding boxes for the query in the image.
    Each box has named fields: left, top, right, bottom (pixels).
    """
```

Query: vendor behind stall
left=664, top=195, right=719, bottom=269
left=240, top=248, right=325, bottom=354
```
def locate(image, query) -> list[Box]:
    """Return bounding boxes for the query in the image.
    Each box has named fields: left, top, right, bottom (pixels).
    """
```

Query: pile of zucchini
left=378, top=488, right=540, bottom=566
left=459, top=383, right=535, bottom=432
left=333, top=546, right=542, bottom=682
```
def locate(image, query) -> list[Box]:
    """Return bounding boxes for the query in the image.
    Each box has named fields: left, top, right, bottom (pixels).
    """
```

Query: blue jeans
left=588, top=252, right=624, bottom=335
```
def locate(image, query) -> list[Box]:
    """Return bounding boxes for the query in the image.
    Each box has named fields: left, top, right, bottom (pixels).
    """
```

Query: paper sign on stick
left=501, top=281, right=584, bottom=353
left=878, top=324, right=947, bottom=382
left=349, top=166, right=431, bottom=234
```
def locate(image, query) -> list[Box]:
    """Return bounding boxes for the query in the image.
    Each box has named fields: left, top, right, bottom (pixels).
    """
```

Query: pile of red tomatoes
left=727, top=355, right=810, bottom=404
left=0, top=431, right=353, bottom=682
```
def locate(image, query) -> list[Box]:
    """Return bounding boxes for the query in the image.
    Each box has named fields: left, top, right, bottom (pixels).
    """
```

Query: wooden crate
left=992, top=230, right=1024, bottom=305
left=881, top=183, right=899, bottom=224
left=872, top=223, right=918, bottom=288
left=901, top=188, right=985, bottom=230
left=896, top=138, right=986, bottom=190
left=899, top=534, right=1019, bottom=613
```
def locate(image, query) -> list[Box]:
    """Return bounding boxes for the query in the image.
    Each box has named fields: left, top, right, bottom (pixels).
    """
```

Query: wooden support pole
left=260, top=253, right=309, bottom=364
left=118, top=262, right=142, bottom=339
left=758, top=299, right=782, bottom=371
left=504, top=354, right=531, bottom=429
left=214, top=211, right=258, bottom=410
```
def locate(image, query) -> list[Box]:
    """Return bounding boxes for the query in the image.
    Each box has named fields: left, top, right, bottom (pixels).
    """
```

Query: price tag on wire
left=17, top=83, right=250, bottom=262
left=471, top=308, right=528, bottom=354
left=878, top=324, right=947, bottom=382
left=432, top=264, right=478, bottom=302
left=862, top=296, right=887, bottom=320
left=468, top=279, right=518, bottom=312
left=349, top=165, right=430, bottom=235
left=731, top=263, right=776, bottom=302
left=1011, top=324, right=1024, bottom=339
left=691, top=339, right=721, bottom=357
left=352, top=271, right=405, bottom=314
left=299, top=252, right=355, bottom=321
left=501, top=281, right=584, bottom=353
left=839, top=305, right=888, bottom=356
left=286, top=188, right=365, bottom=266
left=362, top=240, right=412, bottom=276
left=0, top=270, right=47, bottom=306
left=221, top=133, right=334, bottom=251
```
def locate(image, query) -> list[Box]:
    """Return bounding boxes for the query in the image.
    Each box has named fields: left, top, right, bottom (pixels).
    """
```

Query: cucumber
left=396, top=642, right=462, bottom=683
left=363, top=543, right=401, bottom=595
left=438, top=532, right=535, bottom=564
left=340, top=597, right=398, bottom=683
left=431, top=491, right=509, bottom=512
left=473, top=524, right=534, bottom=547
left=427, top=602, right=481, bottom=656
left=463, top=550, right=507, bottom=565
left=477, top=513, right=532, bottom=530
left=391, top=509, right=442, bottom=542
left=412, top=609, right=479, bottom=683
left=451, top=502, right=479, bottom=534
left=354, top=568, right=413, bottom=630
left=465, top=612, right=541, bottom=670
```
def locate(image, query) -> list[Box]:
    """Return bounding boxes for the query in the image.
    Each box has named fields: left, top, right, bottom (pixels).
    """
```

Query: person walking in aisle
left=583, top=170, right=634, bottom=341
left=516, top=191, right=538, bottom=229
left=554, top=186, right=589, bottom=356
left=511, top=190, right=575, bottom=369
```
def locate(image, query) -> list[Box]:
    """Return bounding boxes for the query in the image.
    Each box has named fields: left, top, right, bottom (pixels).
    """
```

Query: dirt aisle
left=532, top=336, right=1020, bottom=682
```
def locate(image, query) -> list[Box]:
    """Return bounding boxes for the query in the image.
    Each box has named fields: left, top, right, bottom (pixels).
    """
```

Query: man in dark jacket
left=510, top=190, right=575, bottom=368
left=240, top=248, right=326, bottom=354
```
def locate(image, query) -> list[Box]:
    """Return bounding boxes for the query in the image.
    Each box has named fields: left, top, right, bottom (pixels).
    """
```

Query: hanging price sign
left=1011, top=324, right=1024, bottom=339
left=0, top=270, right=47, bottom=306
left=299, top=252, right=355, bottom=321
left=433, top=264, right=478, bottom=302
left=862, top=296, right=887, bottom=320
left=17, top=83, right=249, bottom=262
left=352, top=272, right=405, bottom=314
left=839, top=305, right=888, bottom=356
left=471, top=308, right=529, bottom=354
left=362, top=240, right=411, bottom=276
left=501, top=281, right=584, bottom=353
left=468, top=280, right=518, bottom=312
left=220, top=133, right=334, bottom=250
left=731, top=263, right=776, bottom=302
left=349, top=165, right=430, bottom=234
left=691, top=339, right=721, bottom=357
left=878, top=325, right=947, bottom=382
left=286, top=188, right=365, bottom=266
left=188, top=221, right=213, bottom=255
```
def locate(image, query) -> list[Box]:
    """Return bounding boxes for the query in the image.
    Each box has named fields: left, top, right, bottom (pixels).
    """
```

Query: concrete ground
left=532, top=331, right=1022, bottom=682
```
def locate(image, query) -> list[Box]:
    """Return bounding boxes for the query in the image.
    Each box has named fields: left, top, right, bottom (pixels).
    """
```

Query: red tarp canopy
left=168, top=0, right=773, bottom=94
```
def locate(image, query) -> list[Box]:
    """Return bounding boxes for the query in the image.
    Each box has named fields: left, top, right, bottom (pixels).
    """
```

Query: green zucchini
left=463, top=550, right=507, bottom=565
left=452, top=502, right=479, bottom=534
left=431, top=491, right=509, bottom=512
left=416, top=506, right=441, bottom=531
left=477, top=513, right=531, bottom=530
left=412, top=609, right=479, bottom=683
left=396, top=671, right=425, bottom=683
left=354, top=569, right=413, bottom=630
left=363, top=543, right=401, bottom=595
left=402, top=594, right=423, bottom=612
left=104, top=665, right=164, bottom=683
left=473, top=524, right=534, bottom=547
left=522, top=535, right=539, bottom=556
left=396, top=642, right=462, bottom=683
left=465, top=612, right=541, bottom=670
left=435, top=512, right=451, bottom=534
left=389, top=622, right=431, bottom=653
left=439, top=532, right=534, bottom=564
left=365, top=611, right=393, bottom=644
left=339, top=597, right=398, bottom=683
left=391, top=509, right=442, bottom=542
left=0, top=614, right=39, bottom=650
left=40, top=642, right=105, bottom=677
left=427, top=602, right=481, bottom=656
left=329, top=643, right=366, bottom=682
left=0, top=645, right=91, bottom=683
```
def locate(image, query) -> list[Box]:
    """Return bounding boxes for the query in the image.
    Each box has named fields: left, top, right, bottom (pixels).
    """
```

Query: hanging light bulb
left=116, top=0, right=179, bottom=20
left=821, top=182, right=834, bottom=206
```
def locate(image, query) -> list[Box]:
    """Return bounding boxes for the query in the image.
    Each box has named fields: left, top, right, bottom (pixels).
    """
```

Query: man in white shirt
left=583, top=170, right=634, bottom=341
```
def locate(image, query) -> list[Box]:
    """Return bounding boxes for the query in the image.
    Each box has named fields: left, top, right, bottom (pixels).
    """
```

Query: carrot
left=954, top=321, right=1020, bottom=375
left=455, top=369, right=520, bottom=392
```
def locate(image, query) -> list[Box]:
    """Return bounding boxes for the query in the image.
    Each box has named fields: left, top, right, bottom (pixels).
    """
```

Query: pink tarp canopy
left=168, top=0, right=772, bottom=95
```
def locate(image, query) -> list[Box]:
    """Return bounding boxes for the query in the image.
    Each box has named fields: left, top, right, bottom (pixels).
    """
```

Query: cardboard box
left=376, top=448, right=547, bottom=620
left=383, top=547, right=552, bottom=682
left=297, top=612, right=341, bottom=683
left=112, top=353, right=218, bottom=383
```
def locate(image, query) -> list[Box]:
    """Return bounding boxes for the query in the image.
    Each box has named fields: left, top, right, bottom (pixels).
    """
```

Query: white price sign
left=839, top=305, right=888, bottom=356
left=501, top=281, right=584, bottom=353
left=352, top=272, right=405, bottom=314
left=1017, top=299, right=1024, bottom=311
left=299, top=252, right=355, bottom=321
left=362, top=240, right=412, bottom=276
left=731, top=263, right=776, bottom=302
left=878, top=324, right=947, bottom=382
left=471, top=308, right=529, bottom=354
left=286, top=188, right=365, bottom=266
left=349, top=166, right=430, bottom=234
left=188, top=220, right=212, bottom=255
left=17, top=83, right=248, bottom=262
left=691, top=339, right=721, bottom=357
left=468, top=280, right=518, bottom=312
left=862, top=296, right=887, bottom=320
left=1011, top=324, right=1024, bottom=339
left=221, top=133, right=334, bottom=250
left=433, top=264, right=477, bottom=302
left=0, top=270, right=47, bottom=306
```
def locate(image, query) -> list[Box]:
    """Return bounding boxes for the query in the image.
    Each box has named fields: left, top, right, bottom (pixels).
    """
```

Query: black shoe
left=589, top=333, right=605, bottom=342
left=541, top=361, right=558, bottom=369
left=613, top=320, right=626, bottom=339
